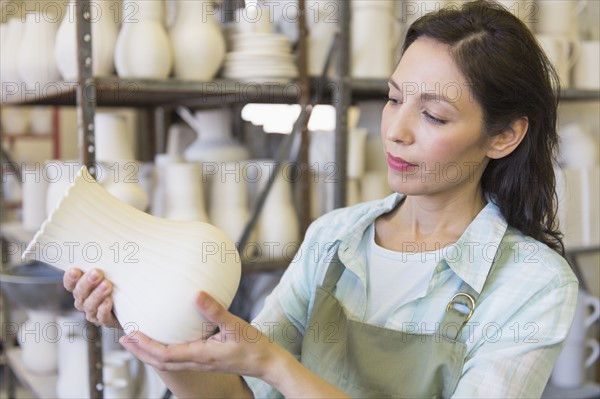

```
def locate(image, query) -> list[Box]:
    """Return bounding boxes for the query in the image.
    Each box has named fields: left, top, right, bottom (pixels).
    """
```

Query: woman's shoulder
left=498, top=226, right=578, bottom=286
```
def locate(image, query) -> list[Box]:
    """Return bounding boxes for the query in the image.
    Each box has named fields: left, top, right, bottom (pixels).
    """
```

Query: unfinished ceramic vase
left=24, top=166, right=241, bottom=344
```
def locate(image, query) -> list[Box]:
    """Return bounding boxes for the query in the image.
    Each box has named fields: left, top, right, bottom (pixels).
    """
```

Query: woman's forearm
left=156, top=370, right=253, bottom=399
left=262, top=344, right=350, bottom=398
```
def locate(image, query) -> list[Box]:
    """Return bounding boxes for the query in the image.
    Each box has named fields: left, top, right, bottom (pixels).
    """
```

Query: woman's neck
left=375, top=187, right=487, bottom=252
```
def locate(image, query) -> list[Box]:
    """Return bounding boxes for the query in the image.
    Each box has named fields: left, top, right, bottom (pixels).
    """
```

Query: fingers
left=63, top=268, right=82, bottom=292
left=71, top=269, right=113, bottom=324
left=195, top=291, right=237, bottom=325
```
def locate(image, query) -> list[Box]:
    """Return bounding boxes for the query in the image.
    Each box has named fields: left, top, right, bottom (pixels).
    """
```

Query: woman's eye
left=423, top=111, right=447, bottom=125
left=386, top=96, right=401, bottom=105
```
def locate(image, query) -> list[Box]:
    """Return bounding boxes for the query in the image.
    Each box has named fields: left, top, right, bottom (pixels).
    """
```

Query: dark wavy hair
left=402, top=0, right=564, bottom=254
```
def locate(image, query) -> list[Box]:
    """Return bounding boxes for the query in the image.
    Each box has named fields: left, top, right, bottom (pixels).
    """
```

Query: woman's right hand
left=63, top=268, right=120, bottom=329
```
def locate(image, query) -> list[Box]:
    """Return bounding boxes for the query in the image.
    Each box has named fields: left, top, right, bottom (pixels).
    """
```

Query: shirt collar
left=337, top=193, right=508, bottom=294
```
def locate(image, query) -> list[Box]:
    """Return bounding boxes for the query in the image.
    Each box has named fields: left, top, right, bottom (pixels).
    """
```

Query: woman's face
left=381, top=37, right=493, bottom=198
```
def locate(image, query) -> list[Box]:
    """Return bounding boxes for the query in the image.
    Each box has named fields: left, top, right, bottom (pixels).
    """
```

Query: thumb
left=195, top=291, right=235, bottom=324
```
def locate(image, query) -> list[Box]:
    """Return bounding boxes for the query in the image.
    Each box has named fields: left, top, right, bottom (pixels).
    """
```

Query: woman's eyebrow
left=421, top=92, right=459, bottom=110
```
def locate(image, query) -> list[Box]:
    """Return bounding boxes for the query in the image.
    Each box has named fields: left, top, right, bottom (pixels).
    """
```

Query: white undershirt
left=365, top=223, right=442, bottom=325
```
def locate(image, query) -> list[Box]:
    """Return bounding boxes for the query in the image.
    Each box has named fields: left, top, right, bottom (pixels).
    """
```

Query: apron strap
left=321, top=250, right=346, bottom=292
left=439, top=280, right=479, bottom=341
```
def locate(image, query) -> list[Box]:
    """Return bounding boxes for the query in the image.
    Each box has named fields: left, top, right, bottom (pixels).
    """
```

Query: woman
left=65, top=1, right=578, bottom=397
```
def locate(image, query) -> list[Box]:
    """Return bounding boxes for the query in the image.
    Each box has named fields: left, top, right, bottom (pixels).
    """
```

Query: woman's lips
left=387, top=154, right=419, bottom=172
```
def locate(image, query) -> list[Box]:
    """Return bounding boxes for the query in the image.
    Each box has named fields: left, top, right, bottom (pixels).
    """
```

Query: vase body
left=17, top=12, right=60, bottom=91
left=115, top=0, right=173, bottom=78
left=95, top=113, right=135, bottom=162
left=164, top=162, right=209, bottom=222
left=20, top=310, right=59, bottom=375
left=0, top=18, right=25, bottom=90
left=55, top=0, right=119, bottom=81
left=24, top=166, right=241, bottom=344
left=169, top=0, right=226, bottom=81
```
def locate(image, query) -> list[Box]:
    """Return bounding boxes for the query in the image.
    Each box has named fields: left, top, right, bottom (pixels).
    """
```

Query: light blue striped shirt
left=244, top=193, right=578, bottom=398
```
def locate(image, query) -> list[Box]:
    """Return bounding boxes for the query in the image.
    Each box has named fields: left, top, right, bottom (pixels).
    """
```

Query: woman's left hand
left=120, top=291, right=279, bottom=379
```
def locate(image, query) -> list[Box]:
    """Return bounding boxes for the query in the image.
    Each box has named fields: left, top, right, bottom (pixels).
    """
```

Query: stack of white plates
left=223, top=33, right=298, bottom=83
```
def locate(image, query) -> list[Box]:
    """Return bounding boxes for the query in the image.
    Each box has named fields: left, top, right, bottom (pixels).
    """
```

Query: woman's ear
left=487, top=117, right=528, bottom=159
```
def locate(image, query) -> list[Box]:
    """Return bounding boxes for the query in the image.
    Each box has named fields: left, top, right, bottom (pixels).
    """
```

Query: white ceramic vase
left=164, top=162, right=209, bottom=222
left=54, top=0, right=119, bottom=81
left=17, top=12, right=60, bottom=92
left=57, top=333, right=89, bottom=399
left=0, top=18, right=25, bottom=91
left=45, top=160, right=80, bottom=217
left=20, top=310, right=59, bottom=375
left=256, top=162, right=300, bottom=260
left=209, top=162, right=252, bottom=244
left=24, top=166, right=241, bottom=344
left=23, top=164, right=49, bottom=233
left=94, top=113, right=135, bottom=163
left=98, top=161, right=150, bottom=212
left=169, top=0, right=226, bottom=81
left=114, top=0, right=173, bottom=79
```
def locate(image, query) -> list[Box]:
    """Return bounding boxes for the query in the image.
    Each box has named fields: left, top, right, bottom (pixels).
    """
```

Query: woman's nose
left=385, top=107, right=415, bottom=145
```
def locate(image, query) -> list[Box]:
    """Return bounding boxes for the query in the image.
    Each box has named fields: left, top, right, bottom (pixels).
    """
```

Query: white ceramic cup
left=536, top=34, right=579, bottom=88
left=533, top=0, right=587, bottom=37
left=572, top=40, right=600, bottom=90
left=569, top=290, right=600, bottom=342
left=551, top=338, right=600, bottom=388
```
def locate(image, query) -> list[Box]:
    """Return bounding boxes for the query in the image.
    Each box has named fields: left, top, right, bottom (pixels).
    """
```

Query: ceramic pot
left=17, top=12, right=60, bottom=92
left=45, top=160, right=80, bottom=217
left=56, top=332, right=89, bottom=399
left=169, top=0, right=226, bottom=81
left=20, top=310, right=59, bottom=375
left=23, top=163, right=49, bottom=233
left=54, top=0, right=119, bottom=81
left=0, top=106, right=31, bottom=135
left=94, top=113, right=135, bottom=162
left=150, top=153, right=183, bottom=217
left=351, top=2, right=400, bottom=79
left=256, top=161, right=300, bottom=260
left=114, top=0, right=173, bottom=78
left=164, top=162, right=209, bottom=222
left=24, top=166, right=241, bottom=344
left=209, top=162, right=252, bottom=243
left=98, top=161, right=150, bottom=212
left=572, top=41, right=600, bottom=90
left=0, top=18, right=25, bottom=91
left=534, top=0, right=587, bottom=37
left=30, top=106, right=54, bottom=135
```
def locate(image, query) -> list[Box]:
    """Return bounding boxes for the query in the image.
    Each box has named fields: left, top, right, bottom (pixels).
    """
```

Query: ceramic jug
left=169, top=0, right=226, bottom=81
left=17, top=12, right=61, bottom=92
left=24, top=166, right=241, bottom=344
left=114, top=0, right=173, bottom=79
left=94, top=113, right=136, bottom=163
left=54, top=0, right=119, bottom=81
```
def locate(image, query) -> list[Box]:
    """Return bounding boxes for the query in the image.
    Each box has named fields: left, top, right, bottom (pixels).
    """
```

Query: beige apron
left=300, top=252, right=484, bottom=398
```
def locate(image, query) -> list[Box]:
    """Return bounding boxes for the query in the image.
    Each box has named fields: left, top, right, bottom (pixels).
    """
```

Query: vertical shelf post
left=75, top=1, right=103, bottom=398
left=333, top=0, right=351, bottom=209
left=298, top=0, right=312, bottom=234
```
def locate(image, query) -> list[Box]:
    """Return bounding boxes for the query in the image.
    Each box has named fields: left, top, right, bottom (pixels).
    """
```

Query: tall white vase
left=17, top=12, right=60, bottom=92
left=164, top=162, right=209, bottom=222
left=54, top=0, right=119, bottom=81
left=20, top=310, right=59, bottom=375
left=169, top=0, right=226, bottom=81
left=0, top=19, right=25, bottom=91
left=94, top=113, right=135, bottom=163
left=114, top=0, right=173, bottom=78
left=24, top=166, right=241, bottom=344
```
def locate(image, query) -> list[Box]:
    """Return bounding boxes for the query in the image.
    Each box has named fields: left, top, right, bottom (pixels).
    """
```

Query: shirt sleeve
left=451, top=275, right=578, bottom=398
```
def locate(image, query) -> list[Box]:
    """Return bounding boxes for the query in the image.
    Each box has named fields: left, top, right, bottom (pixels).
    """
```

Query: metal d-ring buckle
left=446, top=292, right=476, bottom=321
